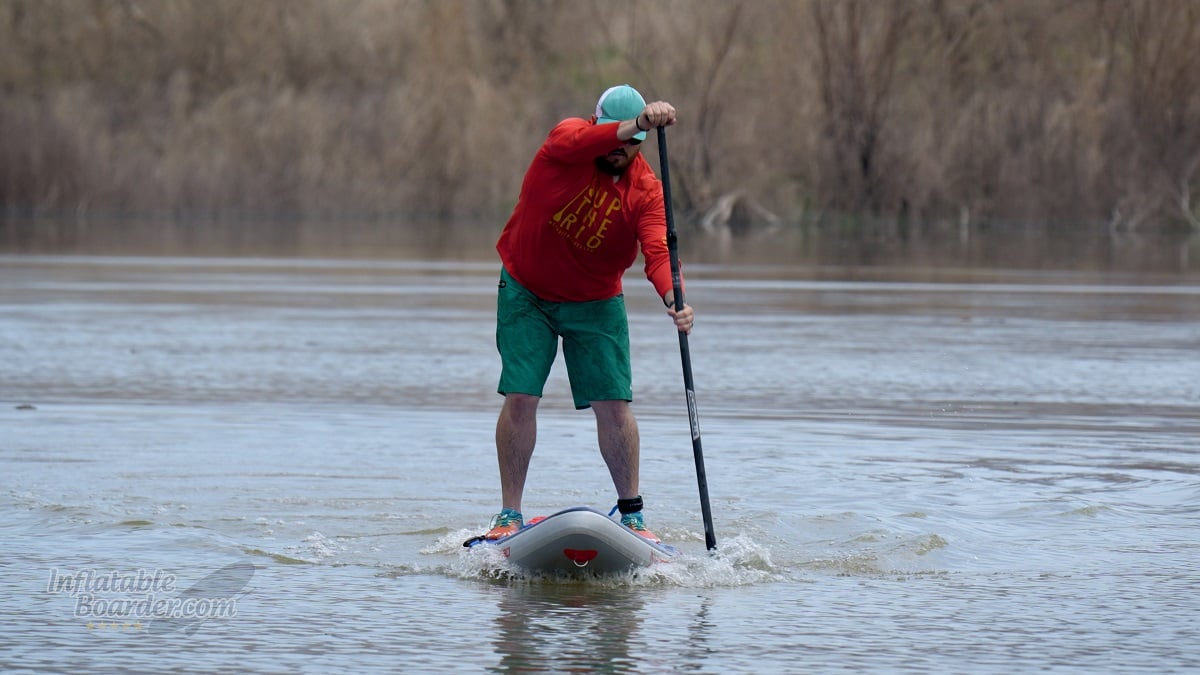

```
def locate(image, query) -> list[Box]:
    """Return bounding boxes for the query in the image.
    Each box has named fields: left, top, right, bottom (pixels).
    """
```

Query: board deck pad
left=465, top=506, right=676, bottom=575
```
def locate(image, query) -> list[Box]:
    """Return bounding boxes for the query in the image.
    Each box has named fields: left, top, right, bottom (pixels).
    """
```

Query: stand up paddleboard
left=463, top=506, right=676, bottom=575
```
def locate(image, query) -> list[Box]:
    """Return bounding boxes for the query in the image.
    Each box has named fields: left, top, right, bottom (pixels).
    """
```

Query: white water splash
left=282, top=531, right=344, bottom=561
left=440, top=532, right=781, bottom=588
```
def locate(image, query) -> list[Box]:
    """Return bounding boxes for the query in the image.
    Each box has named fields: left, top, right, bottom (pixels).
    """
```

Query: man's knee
left=591, top=399, right=633, bottom=425
left=503, top=393, right=540, bottom=421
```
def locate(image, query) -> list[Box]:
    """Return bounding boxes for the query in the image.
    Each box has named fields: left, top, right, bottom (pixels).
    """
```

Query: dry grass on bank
left=1, top=0, right=1198, bottom=242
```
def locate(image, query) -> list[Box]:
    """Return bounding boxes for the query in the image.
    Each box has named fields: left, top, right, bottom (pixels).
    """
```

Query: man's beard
left=594, top=154, right=626, bottom=177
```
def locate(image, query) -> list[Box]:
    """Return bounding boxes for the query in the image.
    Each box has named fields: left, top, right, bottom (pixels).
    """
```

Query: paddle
left=657, top=125, right=717, bottom=551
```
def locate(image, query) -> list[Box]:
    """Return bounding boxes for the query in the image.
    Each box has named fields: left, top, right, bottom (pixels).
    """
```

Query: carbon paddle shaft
left=657, top=125, right=717, bottom=551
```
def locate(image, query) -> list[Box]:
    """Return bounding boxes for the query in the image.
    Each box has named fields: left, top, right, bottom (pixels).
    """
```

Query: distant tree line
left=1, top=0, right=1198, bottom=250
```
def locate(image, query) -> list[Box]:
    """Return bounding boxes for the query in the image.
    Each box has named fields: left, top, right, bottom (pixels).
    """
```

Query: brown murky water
left=3, top=255, right=1198, bottom=672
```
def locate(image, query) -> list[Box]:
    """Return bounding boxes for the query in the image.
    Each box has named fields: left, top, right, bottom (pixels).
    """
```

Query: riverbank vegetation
left=2, top=0, right=1198, bottom=255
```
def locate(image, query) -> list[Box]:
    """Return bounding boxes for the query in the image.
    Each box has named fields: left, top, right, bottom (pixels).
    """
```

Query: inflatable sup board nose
left=465, top=506, right=675, bottom=575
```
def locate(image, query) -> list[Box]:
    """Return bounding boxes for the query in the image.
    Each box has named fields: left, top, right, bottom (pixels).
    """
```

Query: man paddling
left=485, top=84, right=694, bottom=543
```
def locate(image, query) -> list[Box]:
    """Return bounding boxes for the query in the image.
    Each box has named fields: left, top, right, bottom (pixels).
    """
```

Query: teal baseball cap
left=595, top=84, right=647, bottom=140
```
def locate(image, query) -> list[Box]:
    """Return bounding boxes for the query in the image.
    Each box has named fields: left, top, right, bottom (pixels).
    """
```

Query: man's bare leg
left=495, top=393, right=539, bottom=513
left=592, top=399, right=640, bottom=500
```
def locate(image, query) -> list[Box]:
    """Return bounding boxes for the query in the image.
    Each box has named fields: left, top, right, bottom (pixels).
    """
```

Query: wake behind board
left=464, top=506, right=676, bottom=575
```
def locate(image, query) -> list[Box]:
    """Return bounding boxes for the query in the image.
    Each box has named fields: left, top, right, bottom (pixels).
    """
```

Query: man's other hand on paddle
left=662, top=291, right=695, bottom=335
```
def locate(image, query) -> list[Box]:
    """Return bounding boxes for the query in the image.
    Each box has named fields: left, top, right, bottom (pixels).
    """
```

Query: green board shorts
left=496, top=267, right=632, bottom=409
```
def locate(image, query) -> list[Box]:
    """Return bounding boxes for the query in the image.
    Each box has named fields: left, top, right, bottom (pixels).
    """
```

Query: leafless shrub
left=1, top=0, right=1198, bottom=247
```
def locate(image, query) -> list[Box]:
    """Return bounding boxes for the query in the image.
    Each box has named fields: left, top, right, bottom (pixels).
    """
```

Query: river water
left=2, top=255, right=1198, bottom=673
